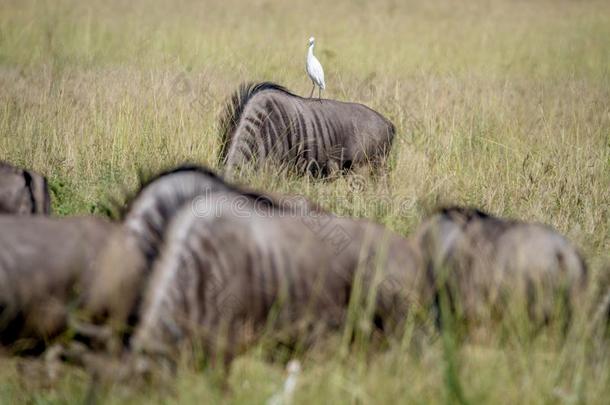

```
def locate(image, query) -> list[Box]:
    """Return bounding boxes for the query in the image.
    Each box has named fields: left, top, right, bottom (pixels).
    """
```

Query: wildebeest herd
left=0, top=82, right=593, bottom=376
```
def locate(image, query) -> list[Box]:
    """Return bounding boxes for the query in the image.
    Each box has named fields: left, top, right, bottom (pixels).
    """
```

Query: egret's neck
left=308, top=45, right=314, bottom=57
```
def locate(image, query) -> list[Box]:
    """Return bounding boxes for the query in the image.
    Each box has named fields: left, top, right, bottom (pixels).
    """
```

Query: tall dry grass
left=0, top=0, right=609, bottom=403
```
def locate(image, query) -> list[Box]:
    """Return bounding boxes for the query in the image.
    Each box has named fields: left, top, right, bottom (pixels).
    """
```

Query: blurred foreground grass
left=0, top=0, right=609, bottom=403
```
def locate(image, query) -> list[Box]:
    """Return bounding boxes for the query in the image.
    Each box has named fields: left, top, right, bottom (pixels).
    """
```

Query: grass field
left=1, top=0, right=609, bottom=403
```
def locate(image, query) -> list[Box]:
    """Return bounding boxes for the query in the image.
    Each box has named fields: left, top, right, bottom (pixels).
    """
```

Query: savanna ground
left=1, top=0, right=609, bottom=403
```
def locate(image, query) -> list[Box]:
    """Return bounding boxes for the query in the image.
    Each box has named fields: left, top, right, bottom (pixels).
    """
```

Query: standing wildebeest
left=219, top=82, right=395, bottom=178
left=82, top=165, right=318, bottom=341
left=130, top=195, right=426, bottom=368
left=0, top=162, right=51, bottom=215
left=414, top=207, right=587, bottom=329
left=0, top=215, right=116, bottom=352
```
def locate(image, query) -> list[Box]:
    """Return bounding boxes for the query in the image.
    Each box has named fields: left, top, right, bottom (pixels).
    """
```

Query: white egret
left=306, top=37, right=325, bottom=99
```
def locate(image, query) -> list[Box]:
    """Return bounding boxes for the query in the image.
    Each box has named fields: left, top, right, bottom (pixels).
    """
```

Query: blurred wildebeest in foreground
left=0, top=162, right=51, bottom=215
left=414, top=207, right=588, bottom=330
left=130, top=187, right=426, bottom=369
left=219, top=82, right=395, bottom=178
left=0, top=215, right=116, bottom=353
left=82, top=165, right=318, bottom=344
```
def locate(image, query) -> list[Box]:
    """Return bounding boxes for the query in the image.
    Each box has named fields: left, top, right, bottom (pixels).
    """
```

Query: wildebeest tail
left=25, top=170, right=51, bottom=215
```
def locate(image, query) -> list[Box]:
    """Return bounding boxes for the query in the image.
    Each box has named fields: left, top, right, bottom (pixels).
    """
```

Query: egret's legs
left=318, top=87, right=322, bottom=101
left=309, top=83, right=315, bottom=98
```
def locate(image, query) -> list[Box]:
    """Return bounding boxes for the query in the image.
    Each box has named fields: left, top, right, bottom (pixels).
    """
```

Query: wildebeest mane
left=218, top=82, right=299, bottom=163
left=123, top=164, right=280, bottom=220
left=437, top=206, right=491, bottom=221
left=121, top=164, right=282, bottom=266
left=121, top=164, right=220, bottom=218
left=437, top=205, right=517, bottom=241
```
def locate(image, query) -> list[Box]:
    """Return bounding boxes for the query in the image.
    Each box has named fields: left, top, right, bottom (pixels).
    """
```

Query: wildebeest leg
left=367, top=156, right=390, bottom=189
left=309, top=83, right=315, bottom=98
left=43, top=341, right=116, bottom=378
left=43, top=344, right=65, bottom=383
left=306, top=160, right=322, bottom=178
left=325, top=160, right=340, bottom=178
left=68, top=317, right=117, bottom=353
left=192, top=316, right=237, bottom=389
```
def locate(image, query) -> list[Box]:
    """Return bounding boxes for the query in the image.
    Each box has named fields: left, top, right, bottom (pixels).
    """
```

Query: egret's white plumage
left=306, top=36, right=325, bottom=99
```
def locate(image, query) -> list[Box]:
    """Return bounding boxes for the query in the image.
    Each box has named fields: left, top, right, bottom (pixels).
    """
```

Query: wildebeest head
left=0, top=162, right=51, bottom=215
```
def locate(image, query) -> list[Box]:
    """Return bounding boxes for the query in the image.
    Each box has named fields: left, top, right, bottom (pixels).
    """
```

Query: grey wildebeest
left=0, top=215, right=116, bottom=353
left=130, top=191, right=426, bottom=368
left=0, top=162, right=51, bottom=215
left=218, top=82, right=395, bottom=178
left=414, top=206, right=588, bottom=330
left=81, top=165, right=318, bottom=343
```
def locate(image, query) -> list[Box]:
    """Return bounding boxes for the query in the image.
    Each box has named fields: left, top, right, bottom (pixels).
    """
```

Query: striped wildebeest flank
left=414, top=206, right=588, bottom=330
left=218, top=82, right=396, bottom=178
left=130, top=198, right=426, bottom=369
left=0, top=162, right=51, bottom=215
left=0, top=215, right=116, bottom=353
left=82, top=165, right=318, bottom=343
